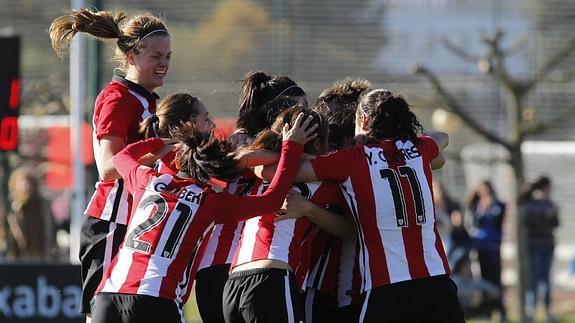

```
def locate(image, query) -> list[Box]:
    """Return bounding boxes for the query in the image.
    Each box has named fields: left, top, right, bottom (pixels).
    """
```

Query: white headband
left=273, top=85, right=304, bottom=101
left=133, top=29, right=168, bottom=49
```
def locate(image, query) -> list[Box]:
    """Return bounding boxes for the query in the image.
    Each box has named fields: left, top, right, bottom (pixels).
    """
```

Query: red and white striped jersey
left=197, top=175, right=261, bottom=270
left=310, top=136, right=450, bottom=292
left=304, top=229, right=339, bottom=296
left=301, top=188, right=348, bottom=294
left=304, top=198, right=362, bottom=307
left=231, top=181, right=344, bottom=290
left=154, top=149, right=178, bottom=175
left=336, top=236, right=362, bottom=307
left=85, top=75, right=158, bottom=225
left=97, top=138, right=303, bottom=302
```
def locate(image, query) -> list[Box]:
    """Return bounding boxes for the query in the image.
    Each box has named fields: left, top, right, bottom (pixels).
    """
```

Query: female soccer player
left=229, top=70, right=307, bottom=148
left=261, top=89, right=465, bottom=323
left=49, top=8, right=171, bottom=319
left=195, top=71, right=306, bottom=323
left=139, top=93, right=287, bottom=314
left=302, top=78, right=372, bottom=323
left=91, top=111, right=317, bottom=323
left=223, top=105, right=354, bottom=323
left=139, top=93, right=215, bottom=175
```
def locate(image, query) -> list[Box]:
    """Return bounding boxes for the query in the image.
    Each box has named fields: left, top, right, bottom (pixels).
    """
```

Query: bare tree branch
left=410, top=64, right=512, bottom=149
left=442, top=37, right=481, bottom=63
left=523, top=105, right=575, bottom=136
left=526, top=35, right=575, bottom=90
left=481, top=30, right=521, bottom=93
left=501, top=37, right=528, bottom=57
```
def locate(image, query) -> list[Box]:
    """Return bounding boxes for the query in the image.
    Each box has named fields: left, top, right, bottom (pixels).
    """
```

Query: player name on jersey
left=364, top=145, right=421, bottom=165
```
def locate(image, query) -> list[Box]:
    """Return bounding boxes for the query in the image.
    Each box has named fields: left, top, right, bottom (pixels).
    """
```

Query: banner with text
left=0, top=263, right=82, bottom=322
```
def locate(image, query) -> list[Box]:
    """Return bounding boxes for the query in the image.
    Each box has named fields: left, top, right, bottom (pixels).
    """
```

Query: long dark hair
left=250, top=104, right=327, bottom=155
left=466, top=180, right=497, bottom=210
left=519, top=176, right=552, bottom=204
left=236, top=71, right=306, bottom=138
left=171, top=123, right=240, bottom=183
left=140, top=93, right=200, bottom=139
left=358, top=89, right=423, bottom=142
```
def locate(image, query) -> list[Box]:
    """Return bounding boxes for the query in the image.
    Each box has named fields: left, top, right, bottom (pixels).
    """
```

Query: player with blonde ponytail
left=49, top=8, right=172, bottom=320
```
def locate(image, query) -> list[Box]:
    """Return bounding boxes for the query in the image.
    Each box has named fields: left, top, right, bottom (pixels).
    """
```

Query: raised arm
left=425, top=130, right=449, bottom=150
left=423, top=131, right=449, bottom=170
left=235, top=148, right=281, bottom=168
left=256, top=160, right=319, bottom=184
left=215, top=113, right=318, bottom=223
left=112, top=138, right=172, bottom=193
left=256, top=146, right=357, bottom=184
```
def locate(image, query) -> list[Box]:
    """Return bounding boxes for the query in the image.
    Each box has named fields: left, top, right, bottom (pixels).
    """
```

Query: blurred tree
left=532, top=0, right=575, bottom=32
left=176, top=0, right=274, bottom=76
left=257, top=0, right=386, bottom=80
left=412, top=29, right=575, bottom=321
left=530, top=0, right=575, bottom=82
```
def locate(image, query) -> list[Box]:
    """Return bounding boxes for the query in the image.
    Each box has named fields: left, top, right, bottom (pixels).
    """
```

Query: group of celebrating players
left=49, top=8, right=466, bottom=323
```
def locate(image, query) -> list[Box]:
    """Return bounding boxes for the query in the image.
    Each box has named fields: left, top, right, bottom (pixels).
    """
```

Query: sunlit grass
left=184, top=298, right=202, bottom=323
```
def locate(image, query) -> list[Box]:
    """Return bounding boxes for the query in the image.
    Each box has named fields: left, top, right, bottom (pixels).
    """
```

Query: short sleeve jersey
left=84, top=75, right=159, bottom=224
left=97, top=138, right=303, bottom=302
left=197, top=173, right=261, bottom=270
left=231, top=181, right=345, bottom=290
left=306, top=227, right=362, bottom=307
left=310, top=136, right=450, bottom=291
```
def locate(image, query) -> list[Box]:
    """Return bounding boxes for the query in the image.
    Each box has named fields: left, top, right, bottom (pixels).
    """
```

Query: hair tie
left=150, top=114, right=160, bottom=137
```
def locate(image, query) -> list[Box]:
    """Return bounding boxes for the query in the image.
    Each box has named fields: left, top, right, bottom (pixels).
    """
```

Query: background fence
left=2, top=0, right=575, bottom=286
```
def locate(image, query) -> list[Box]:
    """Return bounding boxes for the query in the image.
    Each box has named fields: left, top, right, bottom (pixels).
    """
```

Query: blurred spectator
left=433, top=180, right=454, bottom=249
left=432, top=180, right=470, bottom=265
left=50, top=190, right=71, bottom=258
left=466, top=180, right=507, bottom=321
left=6, top=166, right=56, bottom=259
left=0, top=177, right=8, bottom=258
left=519, top=176, right=559, bottom=322
left=451, top=253, right=500, bottom=318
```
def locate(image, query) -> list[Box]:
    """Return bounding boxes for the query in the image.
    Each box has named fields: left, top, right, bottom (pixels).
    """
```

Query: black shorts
left=79, top=216, right=127, bottom=314
left=336, top=303, right=362, bottom=323
left=304, top=288, right=361, bottom=323
left=359, top=275, right=466, bottom=323
left=195, top=264, right=231, bottom=323
left=223, top=268, right=304, bottom=323
left=92, top=292, right=183, bottom=323
left=303, top=288, right=337, bottom=323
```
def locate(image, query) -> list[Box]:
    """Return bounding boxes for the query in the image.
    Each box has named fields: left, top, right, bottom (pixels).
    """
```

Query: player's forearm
left=304, top=204, right=356, bottom=239
left=236, top=149, right=280, bottom=168
left=424, top=130, right=449, bottom=150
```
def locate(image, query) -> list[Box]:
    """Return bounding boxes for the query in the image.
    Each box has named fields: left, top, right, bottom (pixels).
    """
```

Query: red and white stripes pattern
left=312, top=137, right=450, bottom=292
